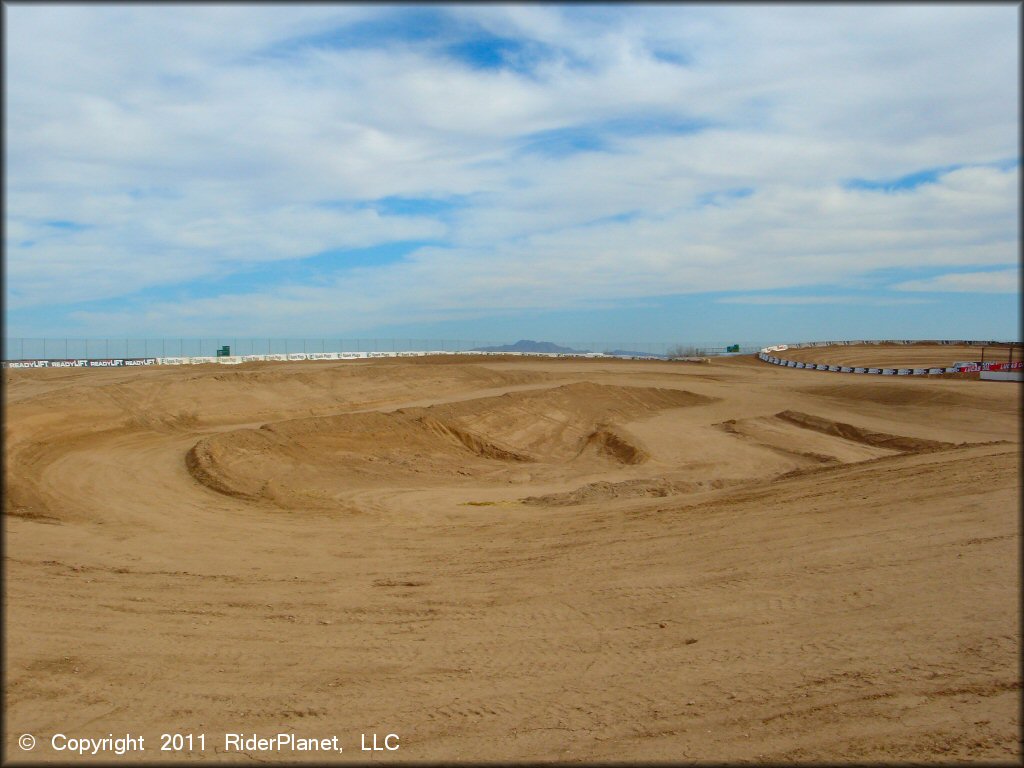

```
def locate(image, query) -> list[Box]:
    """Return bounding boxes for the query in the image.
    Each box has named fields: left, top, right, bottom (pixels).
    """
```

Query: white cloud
left=4, top=4, right=1019, bottom=335
left=891, top=269, right=1020, bottom=294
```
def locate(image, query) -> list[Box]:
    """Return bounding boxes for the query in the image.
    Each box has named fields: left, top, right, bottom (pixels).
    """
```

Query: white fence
left=2, top=349, right=672, bottom=369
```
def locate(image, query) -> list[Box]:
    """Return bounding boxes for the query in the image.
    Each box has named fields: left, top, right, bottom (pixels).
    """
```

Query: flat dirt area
left=5, top=350, right=1020, bottom=762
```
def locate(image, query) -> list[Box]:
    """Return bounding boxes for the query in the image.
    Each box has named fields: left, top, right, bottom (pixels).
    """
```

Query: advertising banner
left=985, top=361, right=1023, bottom=372
left=5, top=360, right=50, bottom=368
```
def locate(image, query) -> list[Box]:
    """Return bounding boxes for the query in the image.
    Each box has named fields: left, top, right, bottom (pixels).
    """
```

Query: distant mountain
left=472, top=340, right=585, bottom=354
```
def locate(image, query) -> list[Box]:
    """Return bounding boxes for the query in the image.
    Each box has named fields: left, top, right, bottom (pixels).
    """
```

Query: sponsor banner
left=241, top=355, right=267, bottom=362
left=266, top=354, right=287, bottom=361
left=287, top=353, right=308, bottom=361
left=159, top=357, right=187, bottom=365
left=217, top=356, right=243, bottom=364
left=985, top=361, right=1024, bottom=372
left=956, top=364, right=981, bottom=372
left=188, top=357, right=216, bottom=364
left=5, top=359, right=50, bottom=368
left=3, top=357, right=156, bottom=368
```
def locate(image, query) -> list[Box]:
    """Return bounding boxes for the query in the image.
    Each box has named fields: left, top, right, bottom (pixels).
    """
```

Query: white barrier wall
left=981, top=370, right=1024, bottom=382
left=5, top=341, right=1019, bottom=374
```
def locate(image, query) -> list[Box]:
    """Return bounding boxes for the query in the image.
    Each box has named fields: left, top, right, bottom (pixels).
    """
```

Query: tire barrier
left=758, top=341, right=1022, bottom=376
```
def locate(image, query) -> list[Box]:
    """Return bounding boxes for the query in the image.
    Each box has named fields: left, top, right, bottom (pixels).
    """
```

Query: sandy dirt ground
left=4, top=350, right=1020, bottom=763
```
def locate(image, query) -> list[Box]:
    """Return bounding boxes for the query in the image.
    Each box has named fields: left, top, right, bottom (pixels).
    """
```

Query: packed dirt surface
left=5, top=350, right=1020, bottom=762
left=778, top=342, right=1021, bottom=369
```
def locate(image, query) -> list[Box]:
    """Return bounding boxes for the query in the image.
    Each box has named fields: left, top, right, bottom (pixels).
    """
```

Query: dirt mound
left=578, top=427, right=649, bottom=465
left=415, top=415, right=534, bottom=462
left=775, top=410, right=957, bottom=453
left=186, top=383, right=712, bottom=504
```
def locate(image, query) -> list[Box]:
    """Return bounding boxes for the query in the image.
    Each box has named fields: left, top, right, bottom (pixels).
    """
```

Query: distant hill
left=472, top=340, right=584, bottom=354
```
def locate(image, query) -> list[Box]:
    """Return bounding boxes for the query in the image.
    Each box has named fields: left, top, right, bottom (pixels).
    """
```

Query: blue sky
left=4, top=4, right=1020, bottom=343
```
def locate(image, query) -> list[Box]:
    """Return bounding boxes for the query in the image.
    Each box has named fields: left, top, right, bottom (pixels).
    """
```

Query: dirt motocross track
left=4, top=350, right=1020, bottom=762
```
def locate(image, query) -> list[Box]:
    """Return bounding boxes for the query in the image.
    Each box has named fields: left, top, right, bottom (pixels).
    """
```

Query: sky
left=4, top=3, right=1020, bottom=345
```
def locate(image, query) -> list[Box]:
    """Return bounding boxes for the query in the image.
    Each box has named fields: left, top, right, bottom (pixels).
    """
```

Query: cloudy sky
left=5, top=4, right=1020, bottom=345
